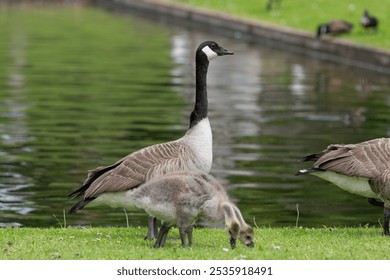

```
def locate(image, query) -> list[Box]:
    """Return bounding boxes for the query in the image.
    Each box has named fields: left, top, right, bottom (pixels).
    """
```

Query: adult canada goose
left=67, top=41, right=233, bottom=240
left=316, top=20, right=354, bottom=38
left=296, top=138, right=390, bottom=236
left=69, top=172, right=255, bottom=248
left=360, top=10, right=379, bottom=30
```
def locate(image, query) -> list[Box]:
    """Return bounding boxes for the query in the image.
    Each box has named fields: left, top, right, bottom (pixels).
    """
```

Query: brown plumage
left=316, top=20, right=354, bottom=38
left=67, top=41, right=234, bottom=240
left=297, top=138, right=390, bottom=236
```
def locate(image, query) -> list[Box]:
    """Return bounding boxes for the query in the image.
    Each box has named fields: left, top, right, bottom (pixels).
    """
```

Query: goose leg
left=159, top=225, right=171, bottom=247
left=145, top=216, right=157, bottom=240
left=383, top=208, right=390, bottom=236
left=154, top=224, right=171, bottom=248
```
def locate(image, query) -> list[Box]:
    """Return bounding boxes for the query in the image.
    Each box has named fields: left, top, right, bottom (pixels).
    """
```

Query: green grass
left=169, top=0, right=390, bottom=49
left=1, top=226, right=389, bottom=259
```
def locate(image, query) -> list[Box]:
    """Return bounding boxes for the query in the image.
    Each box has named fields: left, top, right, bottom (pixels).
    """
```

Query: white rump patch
left=202, top=46, right=218, bottom=61
left=311, top=171, right=379, bottom=198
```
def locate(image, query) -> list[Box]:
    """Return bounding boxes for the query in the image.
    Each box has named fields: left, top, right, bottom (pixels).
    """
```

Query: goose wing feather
left=81, top=140, right=197, bottom=198
left=311, top=138, right=390, bottom=178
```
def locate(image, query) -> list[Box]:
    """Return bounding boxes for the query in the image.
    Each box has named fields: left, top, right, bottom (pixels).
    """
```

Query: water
left=0, top=6, right=390, bottom=228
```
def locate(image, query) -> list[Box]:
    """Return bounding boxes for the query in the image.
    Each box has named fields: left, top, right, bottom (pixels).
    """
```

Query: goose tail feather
left=67, top=197, right=96, bottom=215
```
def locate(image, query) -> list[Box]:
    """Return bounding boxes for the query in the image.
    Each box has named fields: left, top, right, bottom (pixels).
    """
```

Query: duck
left=360, top=10, right=378, bottom=30
left=316, top=20, right=354, bottom=38
left=67, top=41, right=233, bottom=240
left=296, top=138, right=390, bottom=236
left=69, top=171, right=254, bottom=248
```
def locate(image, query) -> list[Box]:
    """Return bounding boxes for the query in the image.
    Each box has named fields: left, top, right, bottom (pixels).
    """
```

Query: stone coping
left=94, top=0, right=390, bottom=74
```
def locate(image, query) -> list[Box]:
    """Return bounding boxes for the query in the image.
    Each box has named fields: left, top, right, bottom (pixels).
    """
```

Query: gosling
left=68, top=172, right=255, bottom=248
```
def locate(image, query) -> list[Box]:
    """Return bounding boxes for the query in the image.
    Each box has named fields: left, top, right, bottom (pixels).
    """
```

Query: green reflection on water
left=0, top=7, right=185, bottom=227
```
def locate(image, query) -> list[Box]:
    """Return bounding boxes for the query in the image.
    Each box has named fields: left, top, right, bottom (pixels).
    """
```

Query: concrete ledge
left=93, top=0, right=390, bottom=74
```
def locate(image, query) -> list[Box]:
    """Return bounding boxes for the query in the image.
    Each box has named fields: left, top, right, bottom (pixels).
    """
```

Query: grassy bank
left=169, top=0, right=390, bottom=49
left=0, top=227, right=389, bottom=259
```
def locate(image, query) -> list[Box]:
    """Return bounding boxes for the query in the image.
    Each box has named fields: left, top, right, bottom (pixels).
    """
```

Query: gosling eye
left=246, top=235, right=251, bottom=240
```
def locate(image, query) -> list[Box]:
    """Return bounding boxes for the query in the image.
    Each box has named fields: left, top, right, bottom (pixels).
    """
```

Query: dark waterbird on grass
left=360, top=10, right=378, bottom=31
left=316, top=20, right=354, bottom=38
left=67, top=41, right=233, bottom=240
left=296, top=138, right=390, bottom=236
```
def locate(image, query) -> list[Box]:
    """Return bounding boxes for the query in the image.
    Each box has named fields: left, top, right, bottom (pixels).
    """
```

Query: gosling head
left=226, top=222, right=255, bottom=249
left=198, top=41, right=234, bottom=61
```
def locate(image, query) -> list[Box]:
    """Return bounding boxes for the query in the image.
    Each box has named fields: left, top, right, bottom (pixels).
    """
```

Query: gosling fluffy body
left=75, top=172, right=254, bottom=248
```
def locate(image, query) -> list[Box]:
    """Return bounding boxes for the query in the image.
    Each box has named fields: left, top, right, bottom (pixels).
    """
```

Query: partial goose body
left=316, top=20, right=354, bottom=38
left=297, top=138, right=390, bottom=235
left=360, top=10, right=378, bottom=30
left=80, top=172, right=255, bottom=248
left=67, top=41, right=233, bottom=240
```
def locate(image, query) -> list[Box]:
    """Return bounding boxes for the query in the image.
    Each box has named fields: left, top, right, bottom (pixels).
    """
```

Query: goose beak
left=219, top=47, right=234, bottom=56
left=230, top=237, right=236, bottom=249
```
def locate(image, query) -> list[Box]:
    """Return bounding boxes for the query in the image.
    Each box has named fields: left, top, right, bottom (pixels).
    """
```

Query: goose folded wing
left=314, top=138, right=390, bottom=178
left=83, top=140, right=192, bottom=198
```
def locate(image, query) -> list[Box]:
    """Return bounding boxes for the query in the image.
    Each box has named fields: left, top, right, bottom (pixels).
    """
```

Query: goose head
left=197, top=41, right=234, bottom=61
left=316, top=24, right=329, bottom=38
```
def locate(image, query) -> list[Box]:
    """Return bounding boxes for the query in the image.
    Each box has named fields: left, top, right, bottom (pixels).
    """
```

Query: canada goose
left=296, top=138, right=390, bottom=236
left=316, top=20, right=354, bottom=38
left=360, top=10, right=378, bottom=30
left=69, top=172, right=254, bottom=248
left=67, top=41, right=233, bottom=240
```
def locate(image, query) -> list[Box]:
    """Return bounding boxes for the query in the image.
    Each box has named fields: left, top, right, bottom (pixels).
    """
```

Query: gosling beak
left=247, top=241, right=254, bottom=248
left=230, top=238, right=236, bottom=249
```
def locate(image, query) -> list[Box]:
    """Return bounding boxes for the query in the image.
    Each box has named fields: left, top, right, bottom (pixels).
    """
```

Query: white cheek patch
left=202, top=45, right=218, bottom=61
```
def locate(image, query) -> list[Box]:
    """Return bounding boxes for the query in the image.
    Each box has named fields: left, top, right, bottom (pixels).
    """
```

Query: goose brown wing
left=83, top=140, right=195, bottom=198
left=313, top=138, right=390, bottom=178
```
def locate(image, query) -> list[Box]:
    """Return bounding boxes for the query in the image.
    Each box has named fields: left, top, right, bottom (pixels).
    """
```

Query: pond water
left=1, top=6, right=390, bottom=229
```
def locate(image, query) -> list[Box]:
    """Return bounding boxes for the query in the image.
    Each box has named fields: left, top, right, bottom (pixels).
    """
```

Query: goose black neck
left=189, top=52, right=209, bottom=129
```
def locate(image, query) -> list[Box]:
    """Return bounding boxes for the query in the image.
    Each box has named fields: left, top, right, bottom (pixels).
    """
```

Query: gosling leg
left=145, top=216, right=158, bottom=240
left=154, top=224, right=171, bottom=248
left=179, top=226, right=187, bottom=248
left=187, top=225, right=193, bottom=247
left=383, top=208, right=390, bottom=236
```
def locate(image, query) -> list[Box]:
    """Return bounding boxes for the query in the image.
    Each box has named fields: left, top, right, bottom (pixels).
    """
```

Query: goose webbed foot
left=145, top=216, right=158, bottom=240
left=153, top=224, right=171, bottom=248
left=368, top=198, right=384, bottom=208
left=383, top=208, right=390, bottom=236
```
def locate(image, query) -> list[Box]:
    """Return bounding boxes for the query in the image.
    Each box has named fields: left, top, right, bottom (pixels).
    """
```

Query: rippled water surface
left=1, top=6, right=390, bottom=228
